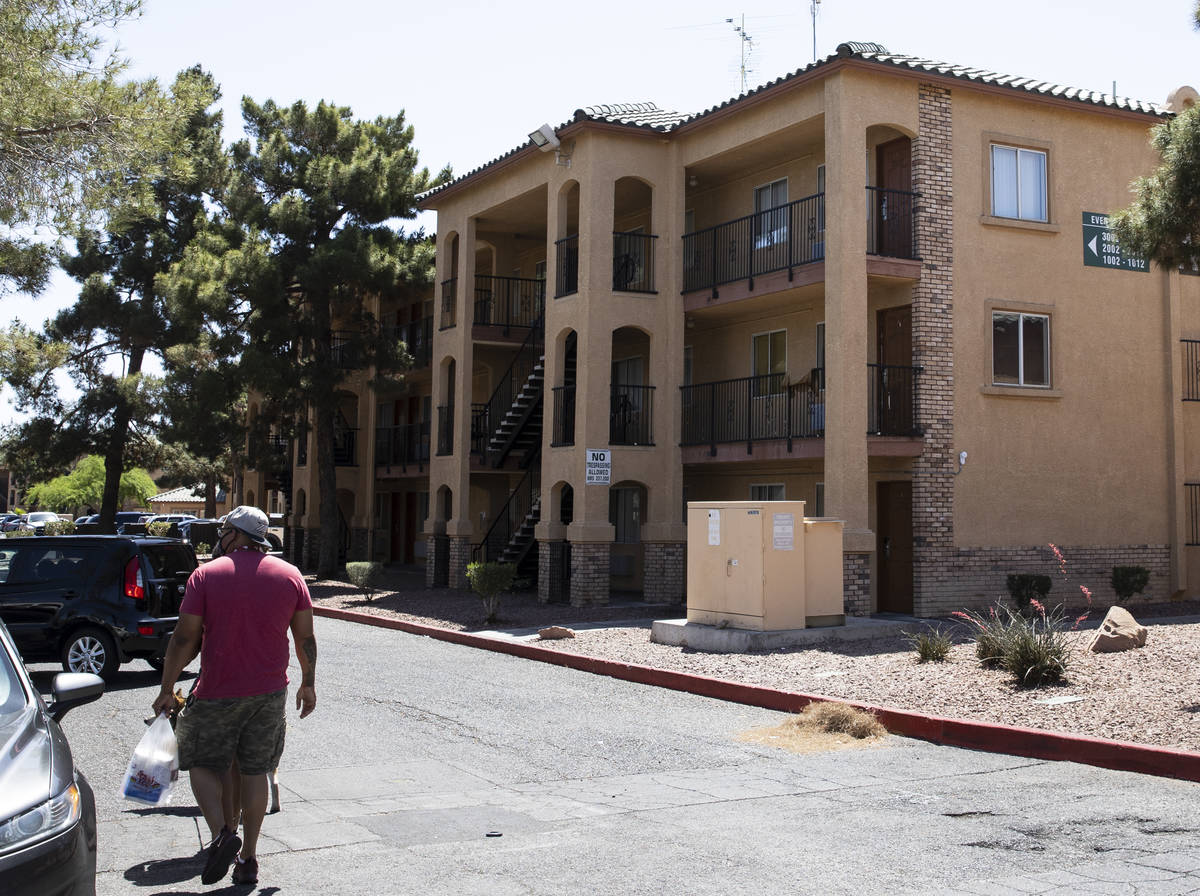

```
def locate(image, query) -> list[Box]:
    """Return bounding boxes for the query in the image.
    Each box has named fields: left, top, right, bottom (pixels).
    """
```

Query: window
left=991, top=145, right=1047, bottom=222
left=609, top=487, right=641, bottom=544
left=750, top=483, right=785, bottom=501
left=534, top=260, right=546, bottom=281
left=752, top=329, right=786, bottom=396
left=992, top=311, right=1050, bottom=387
left=753, top=178, right=788, bottom=249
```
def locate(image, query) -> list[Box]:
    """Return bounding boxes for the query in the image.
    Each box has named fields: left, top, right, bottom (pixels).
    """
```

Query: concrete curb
left=314, top=605, right=1200, bottom=784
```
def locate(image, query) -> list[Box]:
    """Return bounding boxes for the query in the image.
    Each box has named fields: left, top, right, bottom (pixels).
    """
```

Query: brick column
left=289, top=527, right=303, bottom=566
left=643, top=542, right=685, bottom=604
left=427, top=534, right=449, bottom=588
left=843, top=553, right=871, bottom=617
left=569, top=542, right=610, bottom=607
left=538, top=540, right=570, bottom=604
left=447, top=535, right=472, bottom=590
left=302, top=528, right=320, bottom=571
left=349, top=527, right=369, bottom=562
left=911, top=82, right=956, bottom=616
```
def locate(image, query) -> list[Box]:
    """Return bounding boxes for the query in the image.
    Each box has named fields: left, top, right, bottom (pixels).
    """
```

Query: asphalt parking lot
left=36, top=615, right=1200, bottom=895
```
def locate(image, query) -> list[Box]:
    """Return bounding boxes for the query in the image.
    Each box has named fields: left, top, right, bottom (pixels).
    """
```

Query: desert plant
left=146, top=521, right=172, bottom=537
left=1005, top=573, right=1052, bottom=612
left=345, top=561, right=384, bottom=601
left=903, top=625, right=953, bottom=663
left=798, top=702, right=886, bottom=739
left=43, top=520, right=75, bottom=536
left=1111, top=565, right=1150, bottom=604
left=955, top=600, right=1076, bottom=687
left=466, top=561, right=516, bottom=624
left=195, top=542, right=211, bottom=557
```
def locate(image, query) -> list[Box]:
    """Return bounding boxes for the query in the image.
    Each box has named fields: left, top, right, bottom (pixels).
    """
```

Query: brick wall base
left=914, top=543, right=1171, bottom=617
left=644, top=543, right=685, bottom=605
left=569, top=542, right=610, bottom=607
left=447, top=535, right=472, bottom=590
left=427, top=534, right=449, bottom=588
left=348, top=527, right=369, bottom=563
left=843, top=553, right=871, bottom=617
left=289, top=527, right=303, bottom=566
left=303, top=528, right=320, bottom=571
left=538, top=540, right=570, bottom=604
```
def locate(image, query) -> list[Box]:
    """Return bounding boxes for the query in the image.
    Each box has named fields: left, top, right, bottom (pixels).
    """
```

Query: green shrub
left=1005, top=574, right=1052, bottom=612
left=955, top=601, right=1074, bottom=688
left=466, top=561, right=516, bottom=624
left=43, top=519, right=75, bottom=536
left=903, top=625, right=953, bottom=663
left=1111, top=566, right=1150, bottom=604
left=345, top=561, right=384, bottom=601
left=195, top=542, right=211, bottom=557
left=146, top=521, right=172, bottom=537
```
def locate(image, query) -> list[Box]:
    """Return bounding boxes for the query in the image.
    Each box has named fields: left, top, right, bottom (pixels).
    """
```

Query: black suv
left=0, top=536, right=197, bottom=679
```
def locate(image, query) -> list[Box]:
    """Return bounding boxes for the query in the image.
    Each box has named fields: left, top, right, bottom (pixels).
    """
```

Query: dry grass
left=737, top=702, right=888, bottom=754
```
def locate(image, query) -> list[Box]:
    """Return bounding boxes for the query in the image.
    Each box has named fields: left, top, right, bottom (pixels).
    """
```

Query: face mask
left=211, top=530, right=231, bottom=559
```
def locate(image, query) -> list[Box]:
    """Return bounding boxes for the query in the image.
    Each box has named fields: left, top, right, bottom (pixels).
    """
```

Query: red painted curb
left=314, top=605, right=1200, bottom=783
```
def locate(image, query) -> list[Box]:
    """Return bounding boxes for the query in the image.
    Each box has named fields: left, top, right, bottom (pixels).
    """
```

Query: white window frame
left=990, top=144, right=1048, bottom=222
left=991, top=310, right=1051, bottom=388
left=753, top=177, right=788, bottom=249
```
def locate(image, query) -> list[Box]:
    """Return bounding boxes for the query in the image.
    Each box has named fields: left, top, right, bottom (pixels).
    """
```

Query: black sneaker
left=232, top=855, right=259, bottom=886
left=201, top=827, right=242, bottom=885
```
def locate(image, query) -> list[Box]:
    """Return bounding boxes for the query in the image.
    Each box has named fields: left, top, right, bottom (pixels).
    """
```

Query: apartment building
left=243, top=291, right=434, bottom=570
left=356, top=40, right=1198, bottom=616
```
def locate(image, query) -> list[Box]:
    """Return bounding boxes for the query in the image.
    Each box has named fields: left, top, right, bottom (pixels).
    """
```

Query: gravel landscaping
left=309, top=571, right=1200, bottom=754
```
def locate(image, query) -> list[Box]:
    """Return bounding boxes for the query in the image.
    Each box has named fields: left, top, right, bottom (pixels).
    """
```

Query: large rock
left=1087, top=606, right=1148, bottom=653
left=537, top=626, right=575, bottom=640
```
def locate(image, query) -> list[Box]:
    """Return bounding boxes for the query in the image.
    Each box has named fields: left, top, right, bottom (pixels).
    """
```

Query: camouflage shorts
left=175, top=688, right=287, bottom=776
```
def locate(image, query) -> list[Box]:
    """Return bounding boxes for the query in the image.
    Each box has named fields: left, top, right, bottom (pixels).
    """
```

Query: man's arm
left=151, top=613, right=202, bottom=716
left=290, top=609, right=316, bottom=718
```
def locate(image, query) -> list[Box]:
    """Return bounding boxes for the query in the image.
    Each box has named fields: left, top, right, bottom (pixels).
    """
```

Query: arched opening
left=610, top=326, right=653, bottom=446
left=441, top=232, right=460, bottom=328
left=551, top=329, right=578, bottom=446
left=437, top=358, right=456, bottom=455
left=334, top=391, right=359, bottom=466
left=612, top=177, right=655, bottom=292
left=555, top=181, right=580, bottom=297
left=609, top=479, right=647, bottom=596
left=336, top=488, right=355, bottom=562
left=295, top=489, right=307, bottom=519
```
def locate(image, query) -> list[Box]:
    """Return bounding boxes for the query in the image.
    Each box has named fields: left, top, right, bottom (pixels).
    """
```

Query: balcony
left=395, top=316, right=432, bottom=369
left=612, top=231, right=656, bottom=293
left=867, top=187, right=919, bottom=259
left=555, top=235, right=578, bottom=298
left=374, top=422, right=430, bottom=473
left=474, top=275, right=545, bottom=335
left=681, top=365, right=921, bottom=457
left=330, top=331, right=361, bottom=369
left=610, top=384, right=654, bottom=446
left=551, top=385, right=575, bottom=446
left=333, top=426, right=357, bottom=466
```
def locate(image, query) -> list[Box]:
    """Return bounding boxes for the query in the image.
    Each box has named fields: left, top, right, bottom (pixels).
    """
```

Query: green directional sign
left=1083, top=212, right=1149, bottom=272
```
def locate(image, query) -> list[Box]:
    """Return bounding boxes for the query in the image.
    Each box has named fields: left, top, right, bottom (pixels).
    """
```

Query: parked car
left=0, top=617, right=103, bottom=896
left=0, top=535, right=198, bottom=679
left=4, top=511, right=61, bottom=534
left=176, top=517, right=221, bottom=548
left=114, top=511, right=151, bottom=535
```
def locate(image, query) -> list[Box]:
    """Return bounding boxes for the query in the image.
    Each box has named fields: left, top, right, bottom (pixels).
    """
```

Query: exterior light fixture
left=528, top=123, right=560, bottom=151
left=954, top=450, right=968, bottom=475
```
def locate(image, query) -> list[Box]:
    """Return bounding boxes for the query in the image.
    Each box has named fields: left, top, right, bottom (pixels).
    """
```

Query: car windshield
left=29, top=512, right=57, bottom=522
left=0, top=640, right=29, bottom=727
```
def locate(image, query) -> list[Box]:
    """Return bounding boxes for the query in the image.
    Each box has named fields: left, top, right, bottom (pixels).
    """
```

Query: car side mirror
left=48, top=672, right=105, bottom=722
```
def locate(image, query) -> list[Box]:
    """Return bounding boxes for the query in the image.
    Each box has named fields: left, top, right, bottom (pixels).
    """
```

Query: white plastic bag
left=120, top=712, right=179, bottom=805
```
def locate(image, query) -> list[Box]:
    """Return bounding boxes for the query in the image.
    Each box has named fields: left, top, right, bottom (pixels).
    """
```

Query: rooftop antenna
left=811, top=0, right=822, bottom=62
left=726, top=15, right=754, bottom=93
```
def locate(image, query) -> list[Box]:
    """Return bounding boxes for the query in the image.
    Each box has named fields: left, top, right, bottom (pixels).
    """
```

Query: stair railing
left=483, top=313, right=546, bottom=465
left=473, top=453, right=541, bottom=564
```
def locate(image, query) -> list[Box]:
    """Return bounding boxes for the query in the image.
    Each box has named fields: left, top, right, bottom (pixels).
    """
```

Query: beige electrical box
left=686, top=501, right=844, bottom=631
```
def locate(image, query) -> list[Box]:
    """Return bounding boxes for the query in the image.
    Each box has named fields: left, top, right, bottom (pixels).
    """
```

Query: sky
left=2, top=0, right=1198, bottom=422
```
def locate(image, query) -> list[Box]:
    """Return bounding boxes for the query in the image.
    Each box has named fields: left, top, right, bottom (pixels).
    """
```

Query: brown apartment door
left=876, top=305, right=913, bottom=435
left=875, top=137, right=912, bottom=257
left=876, top=481, right=913, bottom=614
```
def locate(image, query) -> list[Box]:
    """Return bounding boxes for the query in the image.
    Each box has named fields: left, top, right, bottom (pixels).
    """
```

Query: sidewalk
left=313, top=601, right=1200, bottom=784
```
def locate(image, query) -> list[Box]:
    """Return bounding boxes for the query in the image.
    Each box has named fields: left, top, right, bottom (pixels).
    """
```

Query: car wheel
left=145, top=656, right=165, bottom=672
left=62, top=628, right=119, bottom=679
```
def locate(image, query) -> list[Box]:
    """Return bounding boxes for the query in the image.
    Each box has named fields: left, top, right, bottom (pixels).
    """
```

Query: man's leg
left=237, top=773, right=269, bottom=859
left=188, top=766, right=227, bottom=840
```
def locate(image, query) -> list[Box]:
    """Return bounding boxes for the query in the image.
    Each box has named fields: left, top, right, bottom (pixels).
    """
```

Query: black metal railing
left=551, top=385, right=576, bottom=446
left=439, top=278, right=457, bottom=329
left=436, top=404, right=453, bottom=455
left=610, top=384, right=655, bottom=446
left=866, top=187, right=919, bottom=259
left=481, top=316, right=545, bottom=463
left=612, top=231, right=657, bottom=293
left=555, top=235, right=578, bottom=298
left=330, top=330, right=361, bottom=368
left=473, top=465, right=540, bottom=564
left=395, top=316, right=432, bottom=369
left=374, top=422, right=430, bottom=472
left=333, top=426, right=357, bottom=465
left=470, top=403, right=489, bottom=456
left=1183, top=339, right=1200, bottom=401
left=868, top=364, right=921, bottom=435
left=1188, top=483, right=1200, bottom=545
left=473, top=275, right=545, bottom=334
left=680, top=372, right=823, bottom=453
left=682, top=193, right=825, bottom=294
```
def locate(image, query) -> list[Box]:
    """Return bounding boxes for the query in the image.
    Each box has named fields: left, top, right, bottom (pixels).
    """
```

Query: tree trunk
left=204, top=475, right=217, bottom=518
left=98, top=347, right=145, bottom=533
left=314, top=394, right=339, bottom=577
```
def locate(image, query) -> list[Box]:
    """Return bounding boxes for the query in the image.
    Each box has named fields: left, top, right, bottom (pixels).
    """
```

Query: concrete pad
left=649, top=615, right=920, bottom=652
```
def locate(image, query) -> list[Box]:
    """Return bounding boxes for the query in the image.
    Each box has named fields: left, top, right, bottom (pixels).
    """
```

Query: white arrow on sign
left=1087, top=235, right=1099, bottom=256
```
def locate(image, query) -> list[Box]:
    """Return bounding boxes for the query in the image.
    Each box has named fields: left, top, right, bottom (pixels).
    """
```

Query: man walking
left=153, top=505, right=316, bottom=887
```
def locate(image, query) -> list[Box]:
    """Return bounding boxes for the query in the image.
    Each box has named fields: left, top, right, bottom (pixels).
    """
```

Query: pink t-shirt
left=180, top=549, right=313, bottom=699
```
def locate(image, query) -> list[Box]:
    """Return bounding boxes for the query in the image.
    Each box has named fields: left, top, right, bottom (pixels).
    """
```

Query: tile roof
left=421, top=41, right=1166, bottom=202
left=149, top=485, right=227, bottom=504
